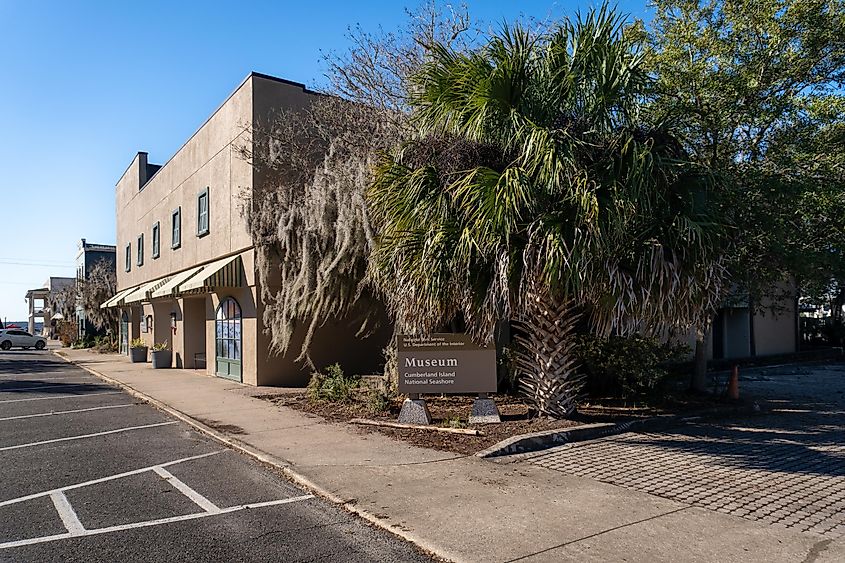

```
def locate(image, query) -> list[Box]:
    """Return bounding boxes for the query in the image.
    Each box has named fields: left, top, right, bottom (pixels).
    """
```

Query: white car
left=0, top=329, right=47, bottom=350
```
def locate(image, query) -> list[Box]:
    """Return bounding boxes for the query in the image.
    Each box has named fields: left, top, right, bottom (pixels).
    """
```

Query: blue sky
left=0, top=0, right=649, bottom=321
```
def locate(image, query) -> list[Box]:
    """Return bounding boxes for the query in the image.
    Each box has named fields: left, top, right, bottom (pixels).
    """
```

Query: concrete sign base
left=398, top=398, right=432, bottom=425
left=469, top=397, right=501, bottom=424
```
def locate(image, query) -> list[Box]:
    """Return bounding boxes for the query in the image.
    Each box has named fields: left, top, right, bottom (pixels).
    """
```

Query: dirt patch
left=263, top=392, right=724, bottom=456
left=194, top=417, right=248, bottom=435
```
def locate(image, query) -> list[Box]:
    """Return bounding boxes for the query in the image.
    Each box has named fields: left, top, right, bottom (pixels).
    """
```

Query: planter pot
left=151, top=350, right=172, bottom=369
left=129, top=347, right=148, bottom=363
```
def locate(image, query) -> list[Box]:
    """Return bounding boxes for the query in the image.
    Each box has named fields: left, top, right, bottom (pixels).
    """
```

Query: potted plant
left=150, top=341, right=172, bottom=369
left=129, top=338, right=148, bottom=363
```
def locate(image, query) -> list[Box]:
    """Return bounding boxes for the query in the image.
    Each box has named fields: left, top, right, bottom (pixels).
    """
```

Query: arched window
left=215, top=297, right=242, bottom=380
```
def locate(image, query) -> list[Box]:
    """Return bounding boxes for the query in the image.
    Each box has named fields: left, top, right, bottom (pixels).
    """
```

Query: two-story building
left=101, top=72, right=390, bottom=386
left=25, top=277, right=76, bottom=338
left=76, top=238, right=117, bottom=339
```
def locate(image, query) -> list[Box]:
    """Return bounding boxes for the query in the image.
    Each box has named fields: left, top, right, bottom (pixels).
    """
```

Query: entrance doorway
left=120, top=311, right=129, bottom=355
left=215, top=297, right=242, bottom=381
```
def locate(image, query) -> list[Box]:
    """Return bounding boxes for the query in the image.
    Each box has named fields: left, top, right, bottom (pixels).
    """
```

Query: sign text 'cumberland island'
left=397, top=333, right=496, bottom=394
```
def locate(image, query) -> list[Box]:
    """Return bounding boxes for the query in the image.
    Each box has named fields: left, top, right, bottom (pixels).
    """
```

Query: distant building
left=76, top=238, right=117, bottom=338
left=679, top=281, right=799, bottom=361
left=710, top=287, right=799, bottom=360
left=25, top=277, right=75, bottom=338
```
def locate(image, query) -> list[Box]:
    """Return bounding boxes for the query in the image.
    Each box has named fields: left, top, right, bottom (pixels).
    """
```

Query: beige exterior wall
left=111, top=73, right=394, bottom=385
left=754, top=282, right=798, bottom=357
left=174, top=296, right=207, bottom=370
left=677, top=281, right=798, bottom=361
left=116, top=83, right=252, bottom=289
left=115, top=73, right=317, bottom=291
left=723, top=308, right=752, bottom=359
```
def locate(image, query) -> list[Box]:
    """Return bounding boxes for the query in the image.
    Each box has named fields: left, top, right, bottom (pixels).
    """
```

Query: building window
left=125, top=244, right=131, bottom=272
left=137, top=234, right=144, bottom=267
left=152, top=222, right=160, bottom=259
left=171, top=207, right=181, bottom=249
left=197, top=187, right=209, bottom=236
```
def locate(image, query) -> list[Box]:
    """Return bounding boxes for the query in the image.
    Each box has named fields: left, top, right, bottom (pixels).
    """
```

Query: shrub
left=307, top=363, right=361, bottom=403
left=441, top=416, right=468, bottom=429
left=71, top=335, right=97, bottom=349
left=366, top=388, right=393, bottom=414
left=130, top=338, right=147, bottom=349
left=574, top=335, right=689, bottom=399
left=496, top=346, right=520, bottom=394
left=95, top=338, right=119, bottom=354
left=822, top=320, right=845, bottom=347
left=152, top=341, right=169, bottom=351
left=57, top=321, right=78, bottom=347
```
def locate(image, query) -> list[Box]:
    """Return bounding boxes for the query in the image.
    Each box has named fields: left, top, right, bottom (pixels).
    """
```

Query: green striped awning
left=123, top=276, right=172, bottom=304
left=150, top=265, right=205, bottom=298
left=179, top=255, right=243, bottom=293
left=100, top=285, right=140, bottom=309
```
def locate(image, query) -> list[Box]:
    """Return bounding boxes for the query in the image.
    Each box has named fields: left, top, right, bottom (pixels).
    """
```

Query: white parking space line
left=0, top=495, right=314, bottom=550
left=0, top=404, right=135, bottom=422
left=0, top=422, right=177, bottom=453
left=0, top=451, right=224, bottom=508
left=0, top=384, right=100, bottom=393
left=0, top=391, right=123, bottom=404
left=0, top=374, right=97, bottom=381
left=50, top=492, right=85, bottom=535
left=152, top=466, right=220, bottom=513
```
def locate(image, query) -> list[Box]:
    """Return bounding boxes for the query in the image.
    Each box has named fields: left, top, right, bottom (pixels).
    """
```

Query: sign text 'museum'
left=397, top=333, right=496, bottom=394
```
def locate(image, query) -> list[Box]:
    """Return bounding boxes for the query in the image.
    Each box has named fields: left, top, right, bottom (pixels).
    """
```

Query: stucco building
left=76, top=238, right=117, bottom=339
left=101, top=72, right=389, bottom=386
left=25, top=277, right=75, bottom=338
left=679, top=281, right=799, bottom=361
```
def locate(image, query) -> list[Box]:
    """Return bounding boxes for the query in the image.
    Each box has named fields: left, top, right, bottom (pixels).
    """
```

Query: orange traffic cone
left=727, top=365, right=740, bottom=400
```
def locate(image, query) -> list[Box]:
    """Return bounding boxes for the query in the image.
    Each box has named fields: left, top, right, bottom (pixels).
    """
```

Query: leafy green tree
left=645, top=0, right=845, bottom=389
left=368, top=5, right=728, bottom=416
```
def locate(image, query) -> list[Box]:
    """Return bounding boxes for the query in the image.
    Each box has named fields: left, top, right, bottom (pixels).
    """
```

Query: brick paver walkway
left=530, top=405, right=845, bottom=537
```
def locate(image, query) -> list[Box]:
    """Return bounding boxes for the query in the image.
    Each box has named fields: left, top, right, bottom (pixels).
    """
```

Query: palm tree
left=367, top=5, right=728, bottom=417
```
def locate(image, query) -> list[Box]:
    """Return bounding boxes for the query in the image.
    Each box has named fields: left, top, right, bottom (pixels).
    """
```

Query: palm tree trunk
left=513, top=294, right=584, bottom=418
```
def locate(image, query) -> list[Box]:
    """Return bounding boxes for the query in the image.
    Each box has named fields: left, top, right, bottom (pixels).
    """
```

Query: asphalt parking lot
left=0, top=350, right=431, bottom=562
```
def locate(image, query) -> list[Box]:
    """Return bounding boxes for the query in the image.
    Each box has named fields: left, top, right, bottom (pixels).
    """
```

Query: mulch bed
left=263, top=391, right=727, bottom=456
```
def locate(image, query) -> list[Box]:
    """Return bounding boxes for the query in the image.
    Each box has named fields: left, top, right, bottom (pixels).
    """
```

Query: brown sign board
left=397, top=333, right=497, bottom=394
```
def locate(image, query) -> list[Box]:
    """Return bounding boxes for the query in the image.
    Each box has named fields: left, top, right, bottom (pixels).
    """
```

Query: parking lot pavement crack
left=303, top=454, right=470, bottom=468
left=501, top=507, right=690, bottom=562
left=246, top=519, right=348, bottom=541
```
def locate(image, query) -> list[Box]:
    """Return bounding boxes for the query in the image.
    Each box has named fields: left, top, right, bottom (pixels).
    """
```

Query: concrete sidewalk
left=57, top=349, right=844, bottom=563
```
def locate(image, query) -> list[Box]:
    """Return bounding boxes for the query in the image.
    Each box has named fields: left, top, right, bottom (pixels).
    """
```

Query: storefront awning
left=100, top=285, right=139, bottom=309
left=179, top=255, right=243, bottom=293
left=150, top=265, right=205, bottom=299
left=123, top=276, right=172, bottom=304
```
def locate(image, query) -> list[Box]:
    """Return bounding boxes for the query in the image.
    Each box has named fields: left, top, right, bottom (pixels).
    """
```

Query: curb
left=476, top=403, right=761, bottom=459
left=53, top=351, right=458, bottom=563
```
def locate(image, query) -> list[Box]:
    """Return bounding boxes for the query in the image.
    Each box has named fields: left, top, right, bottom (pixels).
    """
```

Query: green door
left=215, top=297, right=242, bottom=381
